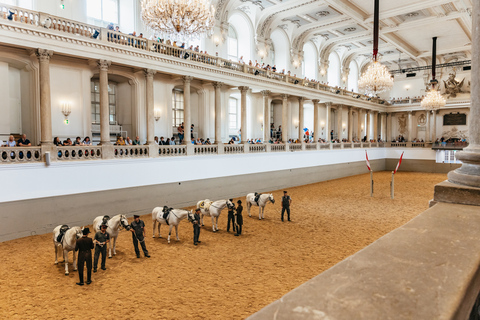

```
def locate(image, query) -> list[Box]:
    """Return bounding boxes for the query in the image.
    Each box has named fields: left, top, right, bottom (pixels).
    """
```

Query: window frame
left=172, top=89, right=185, bottom=128
left=228, top=97, right=239, bottom=135
left=91, top=80, right=117, bottom=125
left=86, top=0, right=119, bottom=27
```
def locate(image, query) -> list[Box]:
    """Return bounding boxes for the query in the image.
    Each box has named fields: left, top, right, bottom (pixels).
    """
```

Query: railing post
left=101, top=144, right=114, bottom=159
left=329, top=142, right=333, bottom=150
left=266, top=144, right=272, bottom=152
left=301, top=143, right=306, bottom=151
left=217, top=143, right=224, bottom=154
left=148, top=144, right=159, bottom=158
left=285, top=143, right=290, bottom=152
left=100, top=28, right=108, bottom=42
left=216, top=57, right=221, bottom=67
left=243, top=64, right=247, bottom=73
left=341, top=142, right=344, bottom=149
left=185, top=143, right=194, bottom=155
left=243, top=143, right=250, bottom=153
left=316, top=142, right=320, bottom=150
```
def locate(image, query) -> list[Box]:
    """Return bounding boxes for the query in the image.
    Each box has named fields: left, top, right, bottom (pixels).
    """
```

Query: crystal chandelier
left=421, top=37, right=446, bottom=110
left=358, top=0, right=394, bottom=95
left=141, top=0, right=215, bottom=40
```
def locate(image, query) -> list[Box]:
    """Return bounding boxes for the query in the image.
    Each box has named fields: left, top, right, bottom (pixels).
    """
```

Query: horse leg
left=259, top=206, right=262, bottom=220
left=247, top=202, right=251, bottom=217
left=168, top=225, right=173, bottom=244
left=152, top=220, right=156, bottom=238
left=112, top=236, right=117, bottom=256
left=211, top=216, right=216, bottom=232
left=64, top=249, right=69, bottom=275
left=54, top=244, right=58, bottom=265
left=262, top=206, right=265, bottom=219
left=175, top=225, right=180, bottom=241
left=201, top=214, right=204, bottom=226
left=215, top=216, right=219, bottom=232
left=158, top=223, right=161, bottom=238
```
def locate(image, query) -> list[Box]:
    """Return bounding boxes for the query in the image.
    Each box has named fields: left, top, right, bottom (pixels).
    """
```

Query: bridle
left=119, top=216, right=131, bottom=230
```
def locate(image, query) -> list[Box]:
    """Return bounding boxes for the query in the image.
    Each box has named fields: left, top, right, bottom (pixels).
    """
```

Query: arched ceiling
left=213, top=0, right=473, bottom=69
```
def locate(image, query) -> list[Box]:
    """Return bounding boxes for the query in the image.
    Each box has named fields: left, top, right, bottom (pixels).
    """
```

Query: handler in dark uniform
left=281, top=190, right=292, bottom=222
left=226, top=198, right=235, bottom=232
left=93, top=224, right=110, bottom=272
left=75, top=227, right=94, bottom=286
left=130, top=215, right=150, bottom=258
left=192, top=208, right=201, bottom=245
left=234, top=200, right=243, bottom=236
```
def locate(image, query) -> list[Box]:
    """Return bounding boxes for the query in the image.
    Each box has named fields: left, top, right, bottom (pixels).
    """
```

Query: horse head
left=269, top=194, right=275, bottom=204
left=75, top=227, right=83, bottom=239
left=226, top=199, right=235, bottom=209
left=120, top=215, right=131, bottom=231
left=187, top=210, right=195, bottom=222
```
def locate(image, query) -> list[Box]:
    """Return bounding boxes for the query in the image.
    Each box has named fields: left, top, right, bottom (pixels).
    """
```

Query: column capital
left=36, top=49, right=53, bottom=62
left=183, top=75, right=193, bottom=83
left=312, top=99, right=320, bottom=104
left=212, top=81, right=223, bottom=89
left=298, top=96, right=306, bottom=102
left=281, top=94, right=289, bottom=100
left=325, top=102, right=332, bottom=107
left=238, top=86, right=249, bottom=93
left=261, top=90, right=271, bottom=97
left=98, top=59, right=111, bottom=71
left=144, top=69, right=156, bottom=78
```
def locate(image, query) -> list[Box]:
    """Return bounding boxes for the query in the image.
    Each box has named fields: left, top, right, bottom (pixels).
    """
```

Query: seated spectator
left=228, top=139, right=235, bottom=144
left=205, top=138, right=211, bottom=145
left=160, top=136, right=167, bottom=145
left=53, top=137, right=62, bottom=146
left=165, top=138, right=170, bottom=145
left=125, top=137, right=132, bottom=145
left=154, top=136, right=159, bottom=145
left=239, top=56, right=244, bottom=64
left=169, top=137, right=176, bottom=145
left=133, top=136, right=141, bottom=145
left=6, top=135, right=16, bottom=147
left=73, top=136, right=83, bottom=146
left=83, top=136, right=91, bottom=145
left=116, top=136, right=126, bottom=145
left=17, top=134, right=31, bottom=146
left=63, top=138, right=72, bottom=146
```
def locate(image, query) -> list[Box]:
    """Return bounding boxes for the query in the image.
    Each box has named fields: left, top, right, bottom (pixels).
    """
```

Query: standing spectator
left=6, top=135, right=16, bottom=147
left=330, top=130, right=334, bottom=141
left=116, top=136, right=126, bottom=145
left=234, top=200, right=243, bottom=236
left=226, top=199, right=235, bottom=232
left=17, top=134, right=31, bottom=146
left=75, top=227, right=94, bottom=286
left=129, top=215, right=150, bottom=258
left=177, top=122, right=184, bottom=143
left=165, top=138, right=171, bottom=145
left=133, top=136, right=141, bottom=145
left=281, top=190, right=292, bottom=222
left=276, top=126, right=282, bottom=140
left=125, top=137, right=132, bottom=145
left=192, top=208, right=201, bottom=246
left=190, top=124, right=195, bottom=140
left=93, top=224, right=109, bottom=272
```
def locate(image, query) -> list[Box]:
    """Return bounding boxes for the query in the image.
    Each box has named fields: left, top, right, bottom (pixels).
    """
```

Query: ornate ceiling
left=214, top=0, right=473, bottom=70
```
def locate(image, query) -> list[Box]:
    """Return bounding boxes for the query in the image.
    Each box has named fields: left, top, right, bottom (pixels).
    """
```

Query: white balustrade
left=319, top=143, right=330, bottom=150
left=0, top=147, right=42, bottom=163
left=305, top=144, right=317, bottom=150
left=114, top=145, right=149, bottom=158
left=289, top=143, right=302, bottom=151
left=332, top=143, right=342, bottom=149
left=224, top=144, right=244, bottom=154
left=271, top=144, right=286, bottom=152
left=353, top=143, right=362, bottom=148
left=249, top=144, right=266, bottom=153
left=158, top=145, right=186, bottom=156
left=194, top=145, right=218, bottom=155
left=57, top=146, right=102, bottom=160
left=343, top=143, right=353, bottom=149
left=391, top=142, right=408, bottom=147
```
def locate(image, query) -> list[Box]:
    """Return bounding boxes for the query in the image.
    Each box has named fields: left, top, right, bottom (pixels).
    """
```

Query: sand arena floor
left=0, top=171, right=446, bottom=320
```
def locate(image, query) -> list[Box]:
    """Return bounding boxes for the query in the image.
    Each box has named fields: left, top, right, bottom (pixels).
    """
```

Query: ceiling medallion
left=316, top=11, right=330, bottom=17
left=141, top=0, right=215, bottom=40
left=344, top=27, right=357, bottom=32
left=405, top=12, right=419, bottom=18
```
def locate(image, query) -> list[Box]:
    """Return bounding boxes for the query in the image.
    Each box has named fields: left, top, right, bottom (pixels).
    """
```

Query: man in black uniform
left=75, top=227, right=94, bottom=286
left=130, top=215, right=150, bottom=258
left=226, top=199, right=235, bottom=232
left=234, top=200, right=243, bottom=236
left=93, top=224, right=110, bottom=272
left=281, top=190, right=292, bottom=222
left=192, top=208, right=201, bottom=245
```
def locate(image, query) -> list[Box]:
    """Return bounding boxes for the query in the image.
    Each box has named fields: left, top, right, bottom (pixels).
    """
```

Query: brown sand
left=0, top=171, right=446, bottom=320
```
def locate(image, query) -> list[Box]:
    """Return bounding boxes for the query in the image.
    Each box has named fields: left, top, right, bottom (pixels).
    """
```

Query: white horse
left=196, top=199, right=234, bottom=232
left=92, top=214, right=131, bottom=258
left=53, top=225, right=83, bottom=275
left=152, top=206, right=195, bottom=243
left=246, top=193, right=275, bottom=220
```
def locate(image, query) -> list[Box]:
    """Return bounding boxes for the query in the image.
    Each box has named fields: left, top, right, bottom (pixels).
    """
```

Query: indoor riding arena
left=0, top=171, right=446, bottom=319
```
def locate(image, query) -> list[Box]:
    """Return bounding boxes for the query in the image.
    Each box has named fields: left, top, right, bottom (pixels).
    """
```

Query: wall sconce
left=214, top=36, right=221, bottom=47
left=320, top=121, right=325, bottom=135
left=154, top=108, right=161, bottom=121
left=405, top=85, right=410, bottom=91
left=361, top=124, right=364, bottom=130
left=61, top=102, right=71, bottom=125
left=342, top=123, right=346, bottom=133
left=294, top=119, right=299, bottom=129
left=342, top=77, right=347, bottom=82
left=320, top=69, right=326, bottom=76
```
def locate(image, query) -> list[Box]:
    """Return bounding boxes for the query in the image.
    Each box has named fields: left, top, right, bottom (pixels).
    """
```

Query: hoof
left=54, top=262, right=58, bottom=265
left=152, top=235, right=155, bottom=238
left=74, top=268, right=77, bottom=271
left=65, top=272, right=69, bottom=276
left=108, top=256, right=112, bottom=259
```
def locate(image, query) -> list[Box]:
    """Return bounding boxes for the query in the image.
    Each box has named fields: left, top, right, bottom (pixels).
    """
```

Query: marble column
left=373, top=111, right=378, bottom=141
left=36, top=49, right=53, bottom=146
left=447, top=0, right=480, bottom=188
left=348, top=107, right=353, bottom=142
left=425, top=111, right=430, bottom=142
left=432, top=110, right=437, bottom=142
left=313, top=100, right=320, bottom=142
left=407, top=111, right=413, bottom=142
left=337, top=105, right=343, bottom=140
left=98, top=59, right=111, bottom=145
left=261, top=90, right=270, bottom=143
left=366, top=111, right=371, bottom=141
left=183, top=76, right=193, bottom=145
left=239, top=86, right=249, bottom=143
left=213, top=82, right=223, bottom=144
left=357, top=109, right=363, bottom=140
left=380, top=113, right=386, bottom=141
left=325, top=102, right=331, bottom=141
left=386, top=113, right=392, bottom=142
left=298, top=97, right=305, bottom=141
left=145, top=69, right=156, bottom=145
left=281, top=94, right=289, bottom=142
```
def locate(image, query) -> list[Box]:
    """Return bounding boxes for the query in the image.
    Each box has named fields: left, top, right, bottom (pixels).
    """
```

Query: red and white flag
left=365, top=151, right=371, bottom=171
left=393, top=152, right=404, bottom=174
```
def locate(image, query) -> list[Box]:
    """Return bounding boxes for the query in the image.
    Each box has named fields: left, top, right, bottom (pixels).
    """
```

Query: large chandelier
left=141, top=0, right=215, bottom=40
left=422, top=37, right=446, bottom=110
left=358, top=0, right=394, bottom=95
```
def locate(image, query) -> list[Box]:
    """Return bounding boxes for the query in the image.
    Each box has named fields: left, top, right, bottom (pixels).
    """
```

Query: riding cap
left=195, top=208, right=201, bottom=212
left=101, top=224, right=108, bottom=229
left=237, top=200, right=242, bottom=204
left=82, top=227, right=90, bottom=235
left=283, top=191, right=287, bottom=194
left=134, top=215, right=140, bottom=218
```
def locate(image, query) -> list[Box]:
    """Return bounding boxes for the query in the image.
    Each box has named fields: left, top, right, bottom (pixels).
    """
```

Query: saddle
left=254, top=193, right=261, bottom=205
left=162, top=206, right=173, bottom=225
left=198, top=200, right=212, bottom=212
left=100, top=215, right=110, bottom=230
left=56, top=225, right=69, bottom=243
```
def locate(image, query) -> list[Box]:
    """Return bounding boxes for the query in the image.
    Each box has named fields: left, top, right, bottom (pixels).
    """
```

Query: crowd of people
left=0, top=134, right=31, bottom=147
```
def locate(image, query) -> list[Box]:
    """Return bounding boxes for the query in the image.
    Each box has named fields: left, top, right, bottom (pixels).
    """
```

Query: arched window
left=327, top=51, right=341, bottom=87
left=227, top=26, right=238, bottom=61
left=91, top=81, right=117, bottom=124
left=348, top=60, right=359, bottom=92
left=172, top=89, right=184, bottom=127
left=303, top=42, right=317, bottom=80
left=228, top=13, right=253, bottom=62
left=229, top=97, right=239, bottom=135
left=87, top=0, right=119, bottom=26
left=271, top=29, right=289, bottom=72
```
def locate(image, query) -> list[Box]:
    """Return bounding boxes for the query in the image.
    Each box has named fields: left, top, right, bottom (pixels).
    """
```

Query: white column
left=407, top=111, right=413, bottom=142
left=183, top=76, right=193, bottom=145
left=313, top=100, right=320, bottom=142
left=381, top=113, right=386, bottom=141
left=425, top=111, right=431, bottom=142
left=239, top=86, right=249, bottom=143
left=213, top=82, right=223, bottom=144
left=337, top=105, right=343, bottom=140
left=348, top=107, right=353, bottom=142
left=145, top=69, right=156, bottom=145
left=373, top=111, right=378, bottom=142
left=432, top=110, right=437, bottom=142
left=357, top=109, right=363, bottom=140
left=325, top=102, right=331, bottom=141
left=261, top=90, right=270, bottom=143
left=298, top=97, right=305, bottom=141
left=36, top=49, right=53, bottom=146
left=98, top=59, right=111, bottom=145
left=281, top=94, right=289, bottom=142
left=366, top=111, right=371, bottom=141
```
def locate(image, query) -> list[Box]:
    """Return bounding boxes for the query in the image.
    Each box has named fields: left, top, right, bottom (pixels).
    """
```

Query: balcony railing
left=57, top=146, right=102, bottom=161
left=0, top=147, right=42, bottom=163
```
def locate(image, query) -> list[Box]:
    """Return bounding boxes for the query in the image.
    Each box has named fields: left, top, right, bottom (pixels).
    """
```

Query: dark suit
left=193, top=213, right=201, bottom=244
left=75, top=236, right=94, bottom=284
left=227, top=207, right=235, bottom=232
